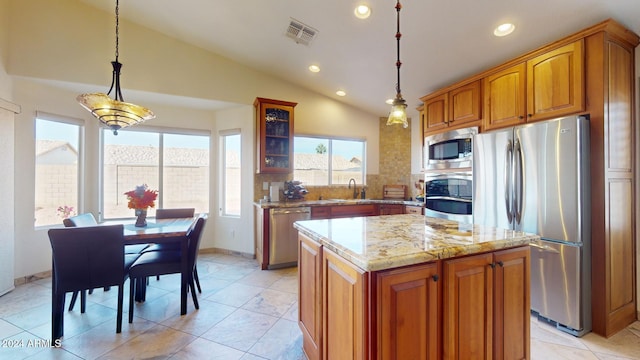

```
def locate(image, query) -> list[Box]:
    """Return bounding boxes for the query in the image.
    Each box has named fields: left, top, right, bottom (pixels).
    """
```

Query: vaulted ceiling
left=80, top=0, right=640, bottom=117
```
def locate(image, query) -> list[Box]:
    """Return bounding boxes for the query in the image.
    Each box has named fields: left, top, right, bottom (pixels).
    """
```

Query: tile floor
left=0, top=252, right=638, bottom=359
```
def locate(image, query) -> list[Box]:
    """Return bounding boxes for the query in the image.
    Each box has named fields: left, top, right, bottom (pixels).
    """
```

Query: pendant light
left=77, top=0, right=155, bottom=135
left=386, top=0, right=408, bottom=128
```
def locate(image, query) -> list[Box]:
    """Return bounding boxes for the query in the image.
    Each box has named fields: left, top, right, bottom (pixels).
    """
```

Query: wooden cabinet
left=330, top=204, right=378, bottom=218
left=585, top=29, right=638, bottom=337
left=484, top=40, right=584, bottom=131
left=299, top=234, right=323, bottom=360
left=377, top=263, right=441, bottom=360
left=311, top=206, right=331, bottom=220
left=527, top=40, right=584, bottom=121
left=405, top=205, right=424, bottom=215
left=483, top=63, right=527, bottom=130
left=323, top=247, right=368, bottom=360
left=379, top=204, right=404, bottom=215
left=254, top=97, right=297, bottom=173
left=443, top=247, right=530, bottom=360
left=422, top=81, right=481, bottom=135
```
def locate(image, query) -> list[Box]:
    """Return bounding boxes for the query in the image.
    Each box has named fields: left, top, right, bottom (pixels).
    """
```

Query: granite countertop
left=293, top=214, right=539, bottom=272
left=254, top=198, right=425, bottom=208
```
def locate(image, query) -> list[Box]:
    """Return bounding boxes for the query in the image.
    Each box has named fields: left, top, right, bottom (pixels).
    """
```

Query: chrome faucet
left=348, top=178, right=357, bottom=199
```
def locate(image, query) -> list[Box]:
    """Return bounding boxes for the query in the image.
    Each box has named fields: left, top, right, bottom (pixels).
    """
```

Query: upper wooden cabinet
left=422, top=80, right=482, bottom=135
left=484, top=40, right=584, bottom=131
left=527, top=40, right=584, bottom=121
left=483, top=63, right=527, bottom=130
left=254, top=97, right=297, bottom=174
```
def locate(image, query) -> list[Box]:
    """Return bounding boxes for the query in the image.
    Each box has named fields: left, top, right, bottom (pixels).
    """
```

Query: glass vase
left=134, top=208, right=147, bottom=227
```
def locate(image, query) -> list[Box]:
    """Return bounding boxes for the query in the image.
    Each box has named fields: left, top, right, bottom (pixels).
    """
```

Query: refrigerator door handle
left=529, top=242, right=560, bottom=254
left=504, top=140, right=513, bottom=223
left=514, top=138, right=524, bottom=224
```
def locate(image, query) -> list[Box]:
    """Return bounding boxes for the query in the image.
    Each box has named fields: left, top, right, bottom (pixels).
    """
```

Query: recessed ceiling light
left=308, top=65, right=320, bottom=73
left=494, top=23, right=515, bottom=37
left=336, top=90, right=346, bottom=97
left=354, top=4, right=371, bottom=19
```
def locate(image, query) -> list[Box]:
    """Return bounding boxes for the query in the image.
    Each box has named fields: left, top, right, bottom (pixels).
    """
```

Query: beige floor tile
left=0, top=319, right=22, bottom=339
left=241, top=289, right=297, bottom=318
left=247, top=318, right=304, bottom=360
left=580, top=327, right=640, bottom=359
left=200, top=308, right=279, bottom=352
left=96, top=324, right=196, bottom=359
left=170, top=337, right=245, bottom=359
left=282, top=302, right=298, bottom=322
left=0, top=284, right=51, bottom=318
left=268, top=276, right=298, bottom=294
left=205, top=283, right=264, bottom=307
left=531, top=338, right=600, bottom=359
left=238, top=270, right=285, bottom=288
left=161, top=299, right=235, bottom=336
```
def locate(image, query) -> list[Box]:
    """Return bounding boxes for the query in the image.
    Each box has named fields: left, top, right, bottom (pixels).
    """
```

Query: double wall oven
left=423, top=127, right=477, bottom=223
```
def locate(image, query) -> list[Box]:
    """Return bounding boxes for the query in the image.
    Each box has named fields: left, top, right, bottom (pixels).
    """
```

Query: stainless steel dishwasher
left=269, top=207, right=310, bottom=269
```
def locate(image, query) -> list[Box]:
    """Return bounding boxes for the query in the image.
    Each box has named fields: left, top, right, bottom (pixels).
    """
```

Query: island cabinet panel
left=483, top=63, right=527, bottom=130
left=493, top=247, right=530, bottom=360
left=377, top=263, right=441, bottom=360
left=526, top=40, right=584, bottom=121
left=443, top=253, right=494, bottom=360
left=443, top=247, right=530, bottom=360
left=311, top=206, right=331, bottom=220
left=298, top=234, right=323, bottom=360
left=322, top=248, right=368, bottom=360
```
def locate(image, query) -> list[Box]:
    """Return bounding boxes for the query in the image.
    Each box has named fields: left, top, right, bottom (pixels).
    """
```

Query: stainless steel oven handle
left=425, top=196, right=472, bottom=203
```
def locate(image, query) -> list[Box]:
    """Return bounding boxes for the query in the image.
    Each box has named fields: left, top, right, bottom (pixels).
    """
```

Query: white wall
left=635, top=46, right=639, bottom=315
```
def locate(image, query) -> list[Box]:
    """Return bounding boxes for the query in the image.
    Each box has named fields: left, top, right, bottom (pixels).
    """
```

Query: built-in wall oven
left=424, top=172, right=472, bottom=223
left=424, top=126, right=477, bottom=171
left=424, top=126, right=477, bottom=223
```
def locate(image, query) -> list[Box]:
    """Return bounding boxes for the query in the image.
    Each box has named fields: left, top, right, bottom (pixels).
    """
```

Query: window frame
left=293, top=134, right=366, bottom=186
left=34, top=111, right=85, bottom=229
left=99, top=125, right=211, bottom=221
left=219, top=129, right=242, bottom=218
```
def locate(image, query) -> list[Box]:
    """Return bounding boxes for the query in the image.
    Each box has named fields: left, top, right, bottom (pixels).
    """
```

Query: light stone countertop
left=254, top=198, right=425, bottom=208
left=293, top=214, right=539, bottom=272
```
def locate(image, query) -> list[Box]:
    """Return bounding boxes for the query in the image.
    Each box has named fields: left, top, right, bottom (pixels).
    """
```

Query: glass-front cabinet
left=254, top=97, right=297, bottom=173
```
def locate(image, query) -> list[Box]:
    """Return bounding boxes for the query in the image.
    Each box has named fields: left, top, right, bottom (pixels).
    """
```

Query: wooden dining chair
left=128, top=214, right=207, bottom=323
left=48, top=225, right=134, bottom=341
left=144, top=208, right=200, bottom=290
left=63, top=212, right=147, bottom=311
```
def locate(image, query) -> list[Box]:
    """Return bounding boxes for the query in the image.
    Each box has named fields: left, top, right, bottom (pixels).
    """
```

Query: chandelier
left=386, top=0, right=408, bottom=128
left=77, top=0, right=155, bottom=135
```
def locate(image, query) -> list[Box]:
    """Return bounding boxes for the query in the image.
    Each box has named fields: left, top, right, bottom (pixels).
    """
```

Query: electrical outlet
left=263, top=182, right=269, bottom=190
left=230, top=229, right=235, bottom=238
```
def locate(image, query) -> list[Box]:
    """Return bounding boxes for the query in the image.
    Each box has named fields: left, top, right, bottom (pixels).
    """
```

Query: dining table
left=119, top=217, right=195, bottom=315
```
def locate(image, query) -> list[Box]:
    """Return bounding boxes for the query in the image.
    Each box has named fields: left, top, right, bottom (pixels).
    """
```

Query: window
left=34, top=114, right=82, bottom=227
left=294, top=136, right=365, bottom=186
left=102, top=128, right=210, bottom=219
left=220, top=131, right=241, bottom=217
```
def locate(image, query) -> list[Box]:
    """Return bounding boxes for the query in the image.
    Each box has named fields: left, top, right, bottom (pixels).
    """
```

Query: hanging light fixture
left=77, top=0, right=155, bottom=135
left=386, top=0, right=408, bottom=128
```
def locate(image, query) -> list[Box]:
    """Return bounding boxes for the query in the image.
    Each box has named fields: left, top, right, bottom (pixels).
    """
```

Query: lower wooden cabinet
left=443, top=247, right=530, bottom=360
left=323, top=247, right=368, bottom=360
left=379, top=204, right=404, bottom=215
left=298, top=231, right=530, bottom=360
left=377, top=262, right=441, bottom=359
left=405, top=205, right=424, bottom=214
left=298, top=234, right=323, bottom=360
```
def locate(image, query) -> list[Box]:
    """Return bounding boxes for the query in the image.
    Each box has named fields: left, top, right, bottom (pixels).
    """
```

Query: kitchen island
left=294, top=214, right=539, bottom=360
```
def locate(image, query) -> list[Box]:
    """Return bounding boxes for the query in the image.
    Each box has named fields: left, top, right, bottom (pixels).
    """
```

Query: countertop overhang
left=294, top=214, right=539, bottom=271
left=254, top=198, right=425, bottom=209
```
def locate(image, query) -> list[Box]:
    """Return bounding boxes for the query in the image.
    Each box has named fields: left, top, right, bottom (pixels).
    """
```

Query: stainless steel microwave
left=424, top=126, right=478, bottom=171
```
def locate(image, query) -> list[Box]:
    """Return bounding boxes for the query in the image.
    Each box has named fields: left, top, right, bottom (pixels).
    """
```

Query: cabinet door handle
left=432, top=274, right=439, bottom=282
left=527, top=113, right=532, bottom=117
left=497, top=261, right=504, bottom=267
left=489, top=262, right=496, bottom=269
left=518, top=115, right=524, bottom=119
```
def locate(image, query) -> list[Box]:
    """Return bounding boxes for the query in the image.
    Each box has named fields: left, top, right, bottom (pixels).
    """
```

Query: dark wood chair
left=63, top=213, right=147, bottom=311
left=128, top=214, right=207, bottom=323
left=144, top=208, right=200, bottom=291
left=48, top=225, right=133, bottom=341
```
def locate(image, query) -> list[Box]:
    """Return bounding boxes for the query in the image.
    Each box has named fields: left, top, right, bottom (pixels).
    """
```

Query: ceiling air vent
left=286, top=18, right=318, bottom=46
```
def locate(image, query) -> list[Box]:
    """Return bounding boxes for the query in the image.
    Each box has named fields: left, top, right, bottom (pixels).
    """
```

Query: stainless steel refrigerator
left=473, top=115, right=591, bottom=336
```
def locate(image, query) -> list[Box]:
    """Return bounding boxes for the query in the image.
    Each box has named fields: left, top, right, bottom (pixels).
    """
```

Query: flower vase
left=134, top=209, right=148, bottom=227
